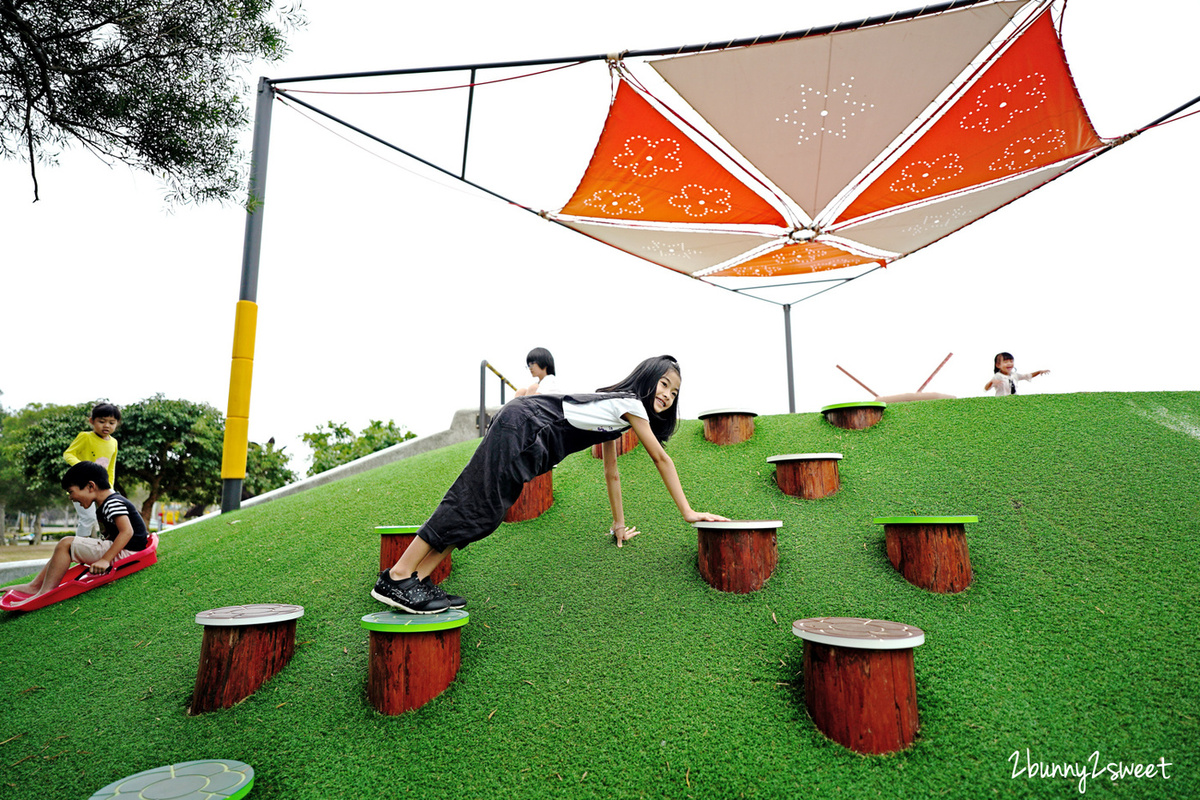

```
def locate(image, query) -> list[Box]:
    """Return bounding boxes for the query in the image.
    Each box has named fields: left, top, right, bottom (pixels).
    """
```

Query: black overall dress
left=417, top=393, right=637, bottom=552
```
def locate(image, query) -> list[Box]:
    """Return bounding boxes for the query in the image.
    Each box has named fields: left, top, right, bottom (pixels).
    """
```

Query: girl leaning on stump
left=371, top=354, right=727, bottom=614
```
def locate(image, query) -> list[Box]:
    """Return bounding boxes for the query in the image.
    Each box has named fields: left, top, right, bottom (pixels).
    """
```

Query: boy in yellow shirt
left=63, top=403, right=120, bottom=537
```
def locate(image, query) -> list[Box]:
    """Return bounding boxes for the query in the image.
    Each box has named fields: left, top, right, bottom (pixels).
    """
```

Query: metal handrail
left=479, top=360, right=519, bottom=436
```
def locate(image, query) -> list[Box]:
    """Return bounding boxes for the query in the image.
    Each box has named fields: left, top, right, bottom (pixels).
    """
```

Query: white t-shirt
left=991, top=371, right=1032, bottom=396
left=562, top=396, right=646, bottom=432
left=536, top=373, right=561, bottom=394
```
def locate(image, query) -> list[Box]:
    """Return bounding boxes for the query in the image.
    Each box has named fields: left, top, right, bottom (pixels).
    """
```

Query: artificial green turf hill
left=2, top=392, right=1197, bottom=799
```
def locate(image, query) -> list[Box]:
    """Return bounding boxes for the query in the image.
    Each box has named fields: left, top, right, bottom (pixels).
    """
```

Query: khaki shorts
left=70, top=536, right=134, bottom=565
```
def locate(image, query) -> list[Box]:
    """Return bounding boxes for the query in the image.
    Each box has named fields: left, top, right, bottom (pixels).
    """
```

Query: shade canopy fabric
left=548, top=0, right=1109, bottom=286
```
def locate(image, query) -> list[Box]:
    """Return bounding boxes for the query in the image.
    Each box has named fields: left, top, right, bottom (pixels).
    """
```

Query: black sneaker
left=371, top=571, right=450, bottom=614
left=421, top=576, right=466, bottom=610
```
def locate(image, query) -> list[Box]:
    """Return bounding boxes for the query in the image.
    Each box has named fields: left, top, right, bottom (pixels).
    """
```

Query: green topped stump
left=376, top=526, right=452, bottom=584
left=821, top=401, right=886, bottom=430
left=874, top=516, right=979, bottom=594
left=361, top=609, right=469, bottom=715
left=89, top=759, right=254, bottom=800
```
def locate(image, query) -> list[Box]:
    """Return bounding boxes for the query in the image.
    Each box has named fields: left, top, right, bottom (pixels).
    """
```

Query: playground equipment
left=361, top=608, right=469, bottom=715
left=875, top=516, right=979, bottom=593
left=694, top=520, right=781, bottom=593
left=698, top=408, right=759, bottom=445
left=768, top=453, right=843, bottom=499
left=1, top=533, right=160, bottom=612
left=190, top=603, right=304, bottom=715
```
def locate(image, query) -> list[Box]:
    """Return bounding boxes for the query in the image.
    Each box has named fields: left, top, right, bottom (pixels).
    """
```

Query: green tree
left=242, top=437, right=297, bottom=498
left=302, top=420, right=417, bottom=477
left=1, top=1, right=303, bottom=203
left=118, top=395, right=224, bottom=520
left=0, top=401, right=89, bottom=543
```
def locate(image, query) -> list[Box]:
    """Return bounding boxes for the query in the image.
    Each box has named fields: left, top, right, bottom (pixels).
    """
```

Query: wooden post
left=190, top=604, right=303, bottom=715
left=793, top=617, right=924, bottom=754
left=376, top=526, right=452, bottom=584
left=592, top=427, right=640, bottom=458
left=694, top=520, right=781, bottom=593
left=768, top=453, right=843, bottom=499
left=698, top=409, right=758, bottom=445
left=821, top=401, right=886, bottom=430
left=361, top=609, right=468, bottom=715
left=875, top=516, right=977, bottom=593
left=504, top=470, right=553, bottom=522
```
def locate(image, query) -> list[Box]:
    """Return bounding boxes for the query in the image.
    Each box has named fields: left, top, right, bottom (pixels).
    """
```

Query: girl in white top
left=984, top=351, right=1050, bottom=396
left=371, top=355, right=728, bottom=613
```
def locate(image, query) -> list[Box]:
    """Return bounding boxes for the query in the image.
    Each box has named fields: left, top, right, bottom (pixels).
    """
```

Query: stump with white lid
left=821, top=401, right=886, bottom=430
left=698, top=408, right=758, bottom=445
left=793, top=616, right=924, bottom=754
left=693, top=519, right=780, bottom=593
left=768, top=453, right=843, bottom=499
left=189, top=603, right=303, bottom=715
left=504, top=470, right=553, bottom=522
left=376, top=525, right=452, bottom=584
left=874, top=515, right=978, bottom=593
left=361, top=608, right=468, bottom=714
left=88, top=759, right=254, bottom=800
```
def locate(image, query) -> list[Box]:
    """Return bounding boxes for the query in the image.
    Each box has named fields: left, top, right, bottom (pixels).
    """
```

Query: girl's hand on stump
left=685, top=511, right=730, bottom=523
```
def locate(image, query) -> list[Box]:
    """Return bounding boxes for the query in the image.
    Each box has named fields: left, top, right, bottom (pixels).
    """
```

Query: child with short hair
left=63, top=402, right=121, bottom=537
left=984, top=352, right=1050, bottom=396
left=514, top=346, right=560, bottom=396
left=7, top=462, right=150, bottom=600
left=372, top=355, right=727, bottom=614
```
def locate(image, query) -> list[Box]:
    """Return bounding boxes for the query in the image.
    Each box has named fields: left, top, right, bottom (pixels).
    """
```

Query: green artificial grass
left=1, top=392, right=1197, bottom=799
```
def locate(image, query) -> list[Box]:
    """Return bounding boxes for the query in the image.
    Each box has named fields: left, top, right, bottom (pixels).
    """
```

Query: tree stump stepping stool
left=189, top=604, right=303, bottom=715
left=793, top=617, right=925, bottom=754
left=504, top=470, right=553, bottom=522
left=376, top=525, right=451, bottom=584
left=694, top=520, right=781, bottom=593
left=591, top=427, right=640, bottom=458
left=360, top=609, right=469, bottom=715
left=874, top=516, right=978, bottom=594
left=821, top=401, right=887, bottom=430
left=768, top=453, right=843, bottom=499
left=89, top=759, right=254, bottom=800
left=698, top=408, right=758, bottom=445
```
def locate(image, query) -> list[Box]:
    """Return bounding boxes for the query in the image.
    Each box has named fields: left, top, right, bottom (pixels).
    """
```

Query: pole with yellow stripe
left=221, top=77, right=275, bottom=513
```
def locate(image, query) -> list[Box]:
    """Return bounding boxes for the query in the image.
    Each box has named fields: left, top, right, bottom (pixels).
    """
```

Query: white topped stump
left=767, top=453, right=843, bottom=499
left=698, top=408, right=758, bottom=445
left=190, top=603, right=303, bottom=715
left=793, top=617, right=925, bottom=754
left=693, top=519, right=780, bottom=593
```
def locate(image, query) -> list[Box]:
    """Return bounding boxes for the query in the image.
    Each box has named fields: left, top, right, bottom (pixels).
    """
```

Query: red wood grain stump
left=874, top=516, right=978, bottom=594
left=768, top=453, right=843, bottom=499
left=360, top=609, right=469, bottom=715
left=376, top=525, right=452, bottom=584
left=698, top=409, right=758, bottom=445
left=591, top=427, right=640, bottom=458
left=694, top=520, right=781, bottom=593
left=190, top=604, right=303, bottom=715
left=793, top=617, right=925, bottom=754
left=821, top=401, right=887, bottom=430
left=504, top=470, right=553, bottom=522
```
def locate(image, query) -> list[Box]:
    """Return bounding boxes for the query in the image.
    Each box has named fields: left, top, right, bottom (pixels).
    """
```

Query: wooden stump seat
left=504, top=470, right=553, bottom=522
left=768, top=453, right=843, bottom=499
left=793, top=617, right=925, bottom=754
left=360, top=609, right=469, bottom=715
left=88, top=759, right=254, bottom=800
left=376, top=525, right=452, bottom=584
left=190, top=603, right=303, bottom=715
left=698, top=408, right=758, bottom=445
left=874, top=516, right=978, bottom=594
left=591, top=427, right=640, bottom=458
left=694, top=520, right=781, bottom=593
left=821, top=401, right=887, bottom=430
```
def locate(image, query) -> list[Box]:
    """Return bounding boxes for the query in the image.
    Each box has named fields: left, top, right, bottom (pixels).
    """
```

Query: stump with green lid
left=361, top=609, right=469, bottom=714
left=821, top=400, right=886, bottom=430
left=874, top=515, right=978, bottom=593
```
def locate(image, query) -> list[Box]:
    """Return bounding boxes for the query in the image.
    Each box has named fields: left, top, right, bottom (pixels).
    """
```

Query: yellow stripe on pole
left=221, top=300, right=259, bottom=480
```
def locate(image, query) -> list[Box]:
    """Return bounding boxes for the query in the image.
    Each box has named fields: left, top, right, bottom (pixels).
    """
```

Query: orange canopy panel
left=558, top=81, right=788, bottom=227
left=836, top=9, right=1105, bottom=225
left=704, top=242, right=882, bottom=278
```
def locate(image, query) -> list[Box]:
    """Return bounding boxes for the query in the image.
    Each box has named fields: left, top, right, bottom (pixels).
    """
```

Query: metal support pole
left=479, top=360, right=488, bottom=437
left=783, top=304, right=796, bottom=413
left=221, top=77, right=275, bottom=513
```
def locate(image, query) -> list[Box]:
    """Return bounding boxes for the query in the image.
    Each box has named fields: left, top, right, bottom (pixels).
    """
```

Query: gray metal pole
left=479, top=361, right=488, bottom=437
left=784, top=304, right=796, bottom=413
left=222, top=78, right=275, bottom=513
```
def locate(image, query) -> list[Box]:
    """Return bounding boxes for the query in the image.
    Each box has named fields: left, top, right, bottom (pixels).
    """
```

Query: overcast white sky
left=3, top=0, right=1197, bottom=475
